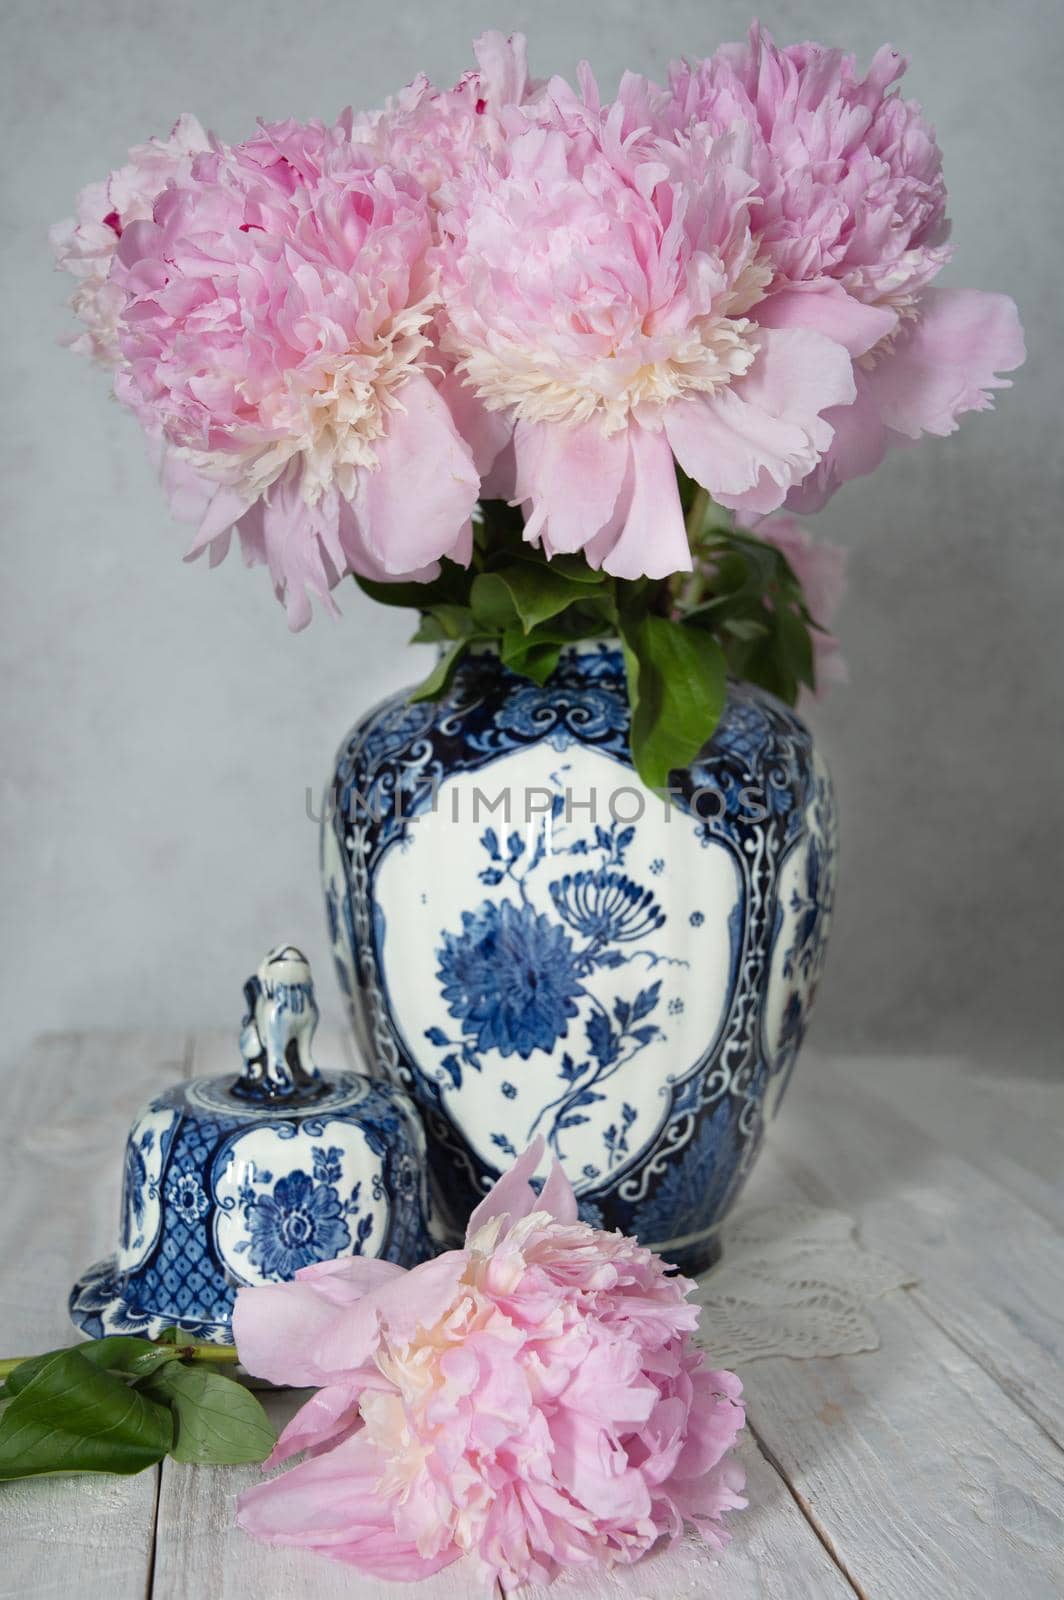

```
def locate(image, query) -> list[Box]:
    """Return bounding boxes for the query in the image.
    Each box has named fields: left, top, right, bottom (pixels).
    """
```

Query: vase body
left=322, top=644, right=836, bottom=1273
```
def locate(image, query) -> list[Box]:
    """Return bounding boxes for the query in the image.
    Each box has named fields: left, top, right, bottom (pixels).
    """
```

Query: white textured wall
left=2, top=0, right=1061, bottom=1068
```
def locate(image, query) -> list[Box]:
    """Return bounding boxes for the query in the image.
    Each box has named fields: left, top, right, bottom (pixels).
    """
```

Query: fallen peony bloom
left=234, top=1140, right=746, bottom=1590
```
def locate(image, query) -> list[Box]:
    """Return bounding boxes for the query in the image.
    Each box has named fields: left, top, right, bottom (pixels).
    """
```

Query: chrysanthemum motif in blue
left=549, top=869, right=665, bottom=945
left=244, top=1167, right=352, bottom=1279
left=436, top=898, right=583, bottom=1060
left=426, top=815, right=671, bottom=1165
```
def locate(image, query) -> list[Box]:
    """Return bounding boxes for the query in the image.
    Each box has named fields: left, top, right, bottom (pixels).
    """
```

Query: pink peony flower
left=663, top=26, right=1025, bottom=507
left=434, top=74, right=855, bottom=579
left=234, top=1140, right=746, bottom=1590
left=742, top=512, right=848, bottom=692
left=49, top=114, right=209, bottom=365
left=109, top=117, right=479, bottom=627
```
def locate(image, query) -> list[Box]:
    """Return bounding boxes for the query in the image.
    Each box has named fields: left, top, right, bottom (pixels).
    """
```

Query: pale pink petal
left=550, top=1408, right=653, bottom=1522
left=871, top=287, right=1025, bottom=439
left=335, top=485, right=440, bottom=587
left=755, top=281, right=898, bottom=358
left=466, top=1137, right=547, bottom=1237
left=600, top=424, right=691, bottom=579
left=266, top=1380, right=368, bottom=1467
left=362, top=373, right=479, bottom=573
left=483, top=437, right=517, bottom=500
left=257, top=476, right=342, bottom=631
left=665, top=328, right=855, bottom=515
left=436, top=369, right=514, bottom=479
left=182, top=481, right=253, bottom=555
left=581, top=447, right=636, bottom=570
left=295, top=1255, right=407, bottom=1297
left=237, top=1433, right=461, bottom=1578
left=301, top=1254, right=469, bottom=1385
left=784, top=370, right=887, bottom=512
left=512, top=418, right=628, bottom=557
left=472, top=30, right=531, bottom=105
left=538, top=1160, right=579, bottom=1225
left=232, top=1278, right=374, bottom=1389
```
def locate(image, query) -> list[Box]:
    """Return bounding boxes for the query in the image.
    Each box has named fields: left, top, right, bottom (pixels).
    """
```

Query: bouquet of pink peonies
left=52, top=24, right=1022, bottom=782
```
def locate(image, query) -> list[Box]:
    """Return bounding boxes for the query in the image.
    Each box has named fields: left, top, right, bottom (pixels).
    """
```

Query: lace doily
left=692, top=1206, right=917, bottom=1364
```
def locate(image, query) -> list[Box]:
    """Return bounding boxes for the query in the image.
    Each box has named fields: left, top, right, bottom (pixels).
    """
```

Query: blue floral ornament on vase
left=69, top=946, right=435, bottom=1345
left=322, top=642, right=838, bottom=1274
left=436, top=898, right=583, bottom=1059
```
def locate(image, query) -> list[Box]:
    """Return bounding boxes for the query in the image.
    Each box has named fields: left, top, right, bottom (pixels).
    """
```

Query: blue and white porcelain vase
left=323, top=644, right=836, bottom=1273
left=70, top=947, right=434, bottom=1343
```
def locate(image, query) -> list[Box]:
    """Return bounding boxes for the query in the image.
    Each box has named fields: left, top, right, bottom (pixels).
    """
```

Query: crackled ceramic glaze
left=323, top=645, right=836, bottom=1273
left=70, top=947, right=434, bottom=1343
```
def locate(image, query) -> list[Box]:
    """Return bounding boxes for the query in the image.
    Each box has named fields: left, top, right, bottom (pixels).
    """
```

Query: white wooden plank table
left=1, top=1034, right=1061, bottom=1599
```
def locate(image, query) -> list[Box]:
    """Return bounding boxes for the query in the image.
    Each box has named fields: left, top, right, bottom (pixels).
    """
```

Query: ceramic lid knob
left=233, top=945, right=325, bottom=1104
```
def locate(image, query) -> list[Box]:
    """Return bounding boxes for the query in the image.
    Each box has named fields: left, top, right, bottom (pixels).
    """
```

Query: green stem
left=675, top=486, right=714, bottom=613
left=168, top=1342, right=241, bottom=1365
left=0, top=1339, right=241, bottom=1381
left=685, top=484, right=711, bottom=546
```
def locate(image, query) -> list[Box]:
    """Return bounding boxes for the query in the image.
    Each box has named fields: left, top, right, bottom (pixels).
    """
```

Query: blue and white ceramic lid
left=70, top=946, right=436, bottom=1345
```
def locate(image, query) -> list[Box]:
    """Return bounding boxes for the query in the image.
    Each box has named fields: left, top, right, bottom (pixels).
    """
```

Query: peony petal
left=783, top=370, right=887, bottom=512
left=182, top=480, right=253, bottom=555
left=362, top=373, right=479, bottom=573
left=473, top=29, right=530, bottom=106
left=232, top=1277, right=376, bottom=1388
left=754, top=281, right=898, bottom=358
left=599, top=424, right=691, bottom=579
left=666, top=328, right=855, bottom=515
left=538, top=1159, right=579, bottom=1225
left=256, top=474, right=342, bottom=631
left=512, top=417, right=628, bottom=557
left=437, top=369, right=514, bottom=479
left=870, top=287, right=1025, bottom=440
left=238, top=1432, right=461, bottom=1578
left=550, top=1408, right=654, bottom=1522
left=466, top=1136, right=547, bottom=1238
left=335, top=489, right=441, bottom=587
left=266, top=1380, right=368, bottom=1467
left=295, top=1255, right=407, bottom=1297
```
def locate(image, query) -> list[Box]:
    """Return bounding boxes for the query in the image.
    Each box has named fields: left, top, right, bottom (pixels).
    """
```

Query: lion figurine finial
left=234, top=945, right=324, bottom=1101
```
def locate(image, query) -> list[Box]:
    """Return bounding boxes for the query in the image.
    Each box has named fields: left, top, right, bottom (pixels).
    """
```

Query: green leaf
left=409, top=638, right=470, bottom=702
left=476, top=561, right=600, bottom=634
left=409, top=603, right=474, bottom=644
left=722, top=617, right=770, bottom=644
left=500, top=628, right=564, bottom=686
left=620, top=617, right=726, bottom=790
left=537, top=554, right=609, bottom=586
left=142, top=1364, right=275, bottom=1467
left=731, top=631, right=797, bottom=704
left=470, top=571, right=521, bottom=634
left=0, top=1350, right=172, bottom=1481
left=4, top=1339, right=177, bottom=1398
left=774, top=604, right=816, bottom=691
